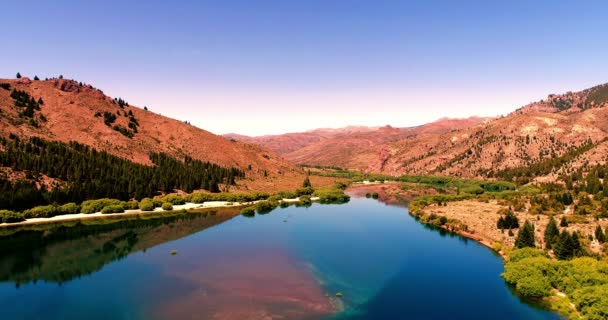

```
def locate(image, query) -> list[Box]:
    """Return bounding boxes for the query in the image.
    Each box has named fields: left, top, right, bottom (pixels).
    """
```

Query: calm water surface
left=0, top=196, right=561, bottom=320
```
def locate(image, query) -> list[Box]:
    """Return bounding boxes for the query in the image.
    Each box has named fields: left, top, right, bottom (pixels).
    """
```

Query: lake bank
left=0, top=197, right=321, bottom=229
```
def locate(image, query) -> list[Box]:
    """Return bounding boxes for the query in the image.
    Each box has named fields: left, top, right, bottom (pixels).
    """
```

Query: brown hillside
left=0, top=77, right=325, bottom=192
left=228, top=82, right=608, bottom=181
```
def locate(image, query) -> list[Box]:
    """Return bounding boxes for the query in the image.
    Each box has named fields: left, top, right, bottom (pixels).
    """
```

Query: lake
left=0, top=195, right=561, bottom=319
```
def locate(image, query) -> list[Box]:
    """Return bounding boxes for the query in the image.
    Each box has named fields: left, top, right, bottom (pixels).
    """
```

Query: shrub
left=58, top=202, right=80, bottom=215
left=298, top=195, right=312, bottom=205
left=139, top=199, right=155, bottom=211
left=256, top=200, right=278, bottom=214
left=0, top=210, right=24, bottom=223
left=295, top=187, right=314, bottom=196
left=313, top=187, right=351, bottom=204
left=462, top=186, right=484, bottom=195
left=240, top=206, right=256, bottom=217
left=372, top=192, right=379, bottom=199
left=101, top=205, right=125, bottom=214
left=161, top=202, right=173, bottom=211
left=121, top=200, right=139, bottom=210
left=276, top=191, right=297, bottom=199
left=162, top=194, right=185, bottom=205
left=22, top=205, right=58, bottom=218
left=81, top=198, right=122, bottom=214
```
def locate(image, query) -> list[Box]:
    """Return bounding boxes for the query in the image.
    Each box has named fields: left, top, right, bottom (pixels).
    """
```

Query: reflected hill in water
left=0, top=209, right=241, bottom=285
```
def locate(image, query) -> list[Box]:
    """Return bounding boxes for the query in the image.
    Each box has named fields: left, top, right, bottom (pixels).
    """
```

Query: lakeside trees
left=0, top=137, right=244, bottom=210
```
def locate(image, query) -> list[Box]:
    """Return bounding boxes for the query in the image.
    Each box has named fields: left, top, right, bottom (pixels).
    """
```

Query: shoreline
left=0, top=197, right=321, bottom=228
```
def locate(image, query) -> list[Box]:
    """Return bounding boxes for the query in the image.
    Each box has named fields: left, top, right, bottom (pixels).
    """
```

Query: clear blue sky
left=2, top=0, right=607, bottom=135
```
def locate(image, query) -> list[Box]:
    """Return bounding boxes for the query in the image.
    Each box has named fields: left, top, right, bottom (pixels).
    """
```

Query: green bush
left=299, top=195, right=312, bottom=205
left=162, top=195, right=185, bottom=205
left=121, top=200, right=139, bottom=210
left=276, top=191, right=297, bottom=199
left=81, top=198, right=122, bottom=214
left=138, top=199, right=155, bottom=211
left=462, top=186, right=484, bottom=195
left=256, top=200, right=278, bottom=214
left=101, top=205, right=125, bottom=214
left=0, top=210, right=24, bottom=223
left=58, top=203, right=80, bottom=215
left=161, top=202, right=173, bottom=211
left=22, top=205, right=58, bottom=218
left=240, top=206, right=256, bottom=217
left=295, top=187, right=314, bottom=196
left=313, top=187, right=350, bottom=204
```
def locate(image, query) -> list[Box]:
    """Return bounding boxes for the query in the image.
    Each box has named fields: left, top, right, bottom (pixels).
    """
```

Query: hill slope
left=0, top=77, right=307, bottom=192
left=228, top=82, right=608, bottom=182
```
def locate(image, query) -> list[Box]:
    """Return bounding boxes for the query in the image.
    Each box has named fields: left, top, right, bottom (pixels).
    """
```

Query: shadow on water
left=0, top=208, right=240, bottom=286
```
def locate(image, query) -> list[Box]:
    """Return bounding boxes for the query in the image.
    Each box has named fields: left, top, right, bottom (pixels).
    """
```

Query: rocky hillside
left=229, top=82, right=608, bottom=183
left=0, top=77, right=307, bottom=192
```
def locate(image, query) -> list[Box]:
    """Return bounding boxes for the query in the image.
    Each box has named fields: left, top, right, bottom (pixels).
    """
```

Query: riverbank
left=0, top=197, right=321, bottom=228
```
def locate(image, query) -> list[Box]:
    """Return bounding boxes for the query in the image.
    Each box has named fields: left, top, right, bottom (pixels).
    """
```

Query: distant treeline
left=0, top=136, right=244, bottom=210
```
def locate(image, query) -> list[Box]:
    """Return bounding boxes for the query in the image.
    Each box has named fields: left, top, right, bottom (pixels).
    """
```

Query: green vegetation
left=0, top=210, right=24, bottom=223
left=240, top=206, right=256, bottom=217
left=0, top=136, right=243, bottom=210
left=544, top=217, right=560, bottom=249
left=161, top=202, right=173, bottom=211
left=16, top=72, right=21, bottom=79
left=138, top=198, right=155, bottom=211
left=497, top=209, right=519, bottom=230
left=313, top=184, right=351, bottom=204
left=100, top=205, right=125, bottom=214
left=302, top=176, right=312, bottom=188
left=503, top=248, right=608, bottom=320
left=10, top=89, right=42, bottom=119
left=595, top=225, right=606, bottom=243
left=515, top=220, right=535, bottom=248
left=185, top=192, right=270, bottom=203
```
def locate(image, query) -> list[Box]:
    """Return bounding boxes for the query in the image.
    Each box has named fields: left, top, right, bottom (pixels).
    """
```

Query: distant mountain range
left=226, top=83, right=608, bottom=182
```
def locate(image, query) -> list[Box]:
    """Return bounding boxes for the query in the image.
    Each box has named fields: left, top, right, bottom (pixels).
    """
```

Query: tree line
left=0, top=136, right=244, bottom=210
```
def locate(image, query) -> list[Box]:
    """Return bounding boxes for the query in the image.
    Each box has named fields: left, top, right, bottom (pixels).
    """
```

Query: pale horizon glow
left=1, top=0, right=607, bottom=136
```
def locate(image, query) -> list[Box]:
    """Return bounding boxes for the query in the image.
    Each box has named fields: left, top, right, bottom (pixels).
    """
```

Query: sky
left=1, top=0, right=608, bottom=136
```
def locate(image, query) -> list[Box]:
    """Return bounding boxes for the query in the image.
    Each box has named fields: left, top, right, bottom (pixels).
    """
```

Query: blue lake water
left=0, top=196, right=561, bottom=319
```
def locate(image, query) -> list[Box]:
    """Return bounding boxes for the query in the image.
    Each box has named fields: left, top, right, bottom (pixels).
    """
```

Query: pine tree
left=16, top=72, right=21, bottom=79
left=34, top=75, right=40, bottom=81
left=544, top=217, right=559, bottom=249
left=595, top=225, right=606, bottom=243
left=515, top=220, right=535, bottom=248
left=302, top=176, right=312, bottom=188
left=560, top=216, right=569, bottom=227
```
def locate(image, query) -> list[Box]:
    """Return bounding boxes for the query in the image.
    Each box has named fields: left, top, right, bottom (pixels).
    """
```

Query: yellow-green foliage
left=81, top=199, right=122, bottom=214
left=185, top=192, right=269, bottom=203
left=100, top=205, right=125, bottom=214
left=0, top=210, right=24, bottom=223
left=503, top=249, right=608, bottom=319
left=161, top=195, right=185, bottom=205
left=138, top=199, right=155, bottom=211
left=161, top=202, right=173, bottom=211
left=313, top=186, right=350, bottom=204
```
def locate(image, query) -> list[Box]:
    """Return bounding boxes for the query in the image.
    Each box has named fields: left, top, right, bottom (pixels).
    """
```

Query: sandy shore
left=0, top=197, right=321, bottom=227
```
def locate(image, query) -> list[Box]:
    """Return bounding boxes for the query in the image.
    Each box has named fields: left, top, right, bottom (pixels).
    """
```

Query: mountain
left=0, top=77, right=313, bottom=193
left=228, top=117, right=489, bottom=172
left=224, top=126, right=379, bottom=155
left=228, top=82, right=608, bottom=182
